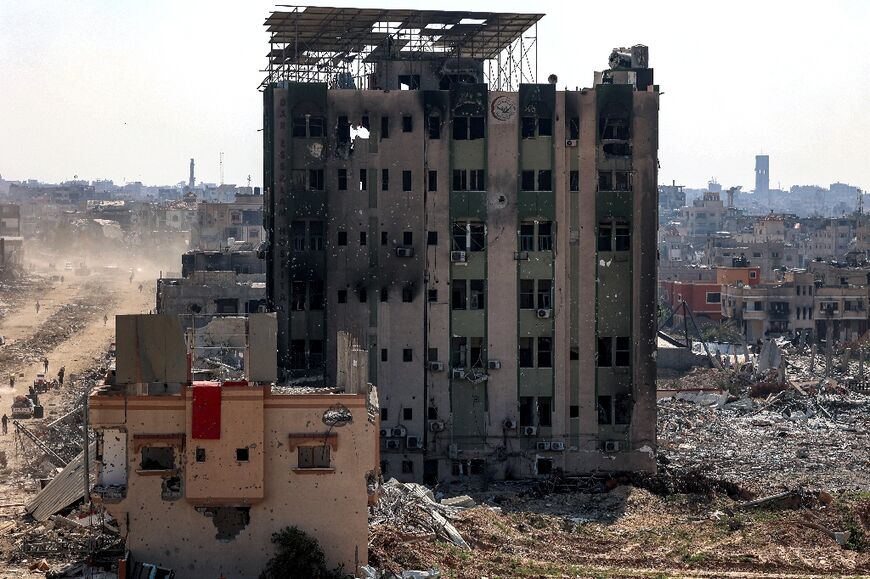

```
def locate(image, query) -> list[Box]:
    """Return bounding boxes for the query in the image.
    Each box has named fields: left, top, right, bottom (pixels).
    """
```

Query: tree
left=260, top=526, right=344, bottom=579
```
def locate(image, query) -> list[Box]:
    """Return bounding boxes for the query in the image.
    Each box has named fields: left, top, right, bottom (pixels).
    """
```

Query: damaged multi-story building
left=261, top=7, right=659, bottom=480
left=89, top=315, right=378, bottom=578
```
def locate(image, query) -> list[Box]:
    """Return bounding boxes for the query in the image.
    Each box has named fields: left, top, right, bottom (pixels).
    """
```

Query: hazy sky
left=1, top=0, right=868, bottom=191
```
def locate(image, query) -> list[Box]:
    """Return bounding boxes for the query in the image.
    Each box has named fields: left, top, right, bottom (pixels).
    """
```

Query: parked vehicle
left=11, top=395, right=34, bottom=419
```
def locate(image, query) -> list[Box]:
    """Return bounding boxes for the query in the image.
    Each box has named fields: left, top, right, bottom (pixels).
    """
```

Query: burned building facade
left=261, top=8, right=659, bottom=480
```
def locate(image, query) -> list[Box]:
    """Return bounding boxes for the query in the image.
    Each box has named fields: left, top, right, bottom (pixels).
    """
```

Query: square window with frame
left=402, top=348, right=413, bottom=362
left=236, top=448, right=249, bottom=462
left=140, top=446, right=175, bottom=471
left=297, top=445, right=330, bottom=469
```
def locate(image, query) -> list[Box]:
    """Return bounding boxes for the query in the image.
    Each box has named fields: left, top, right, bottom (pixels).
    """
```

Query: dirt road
left=0, top=272, right=152, bottom=577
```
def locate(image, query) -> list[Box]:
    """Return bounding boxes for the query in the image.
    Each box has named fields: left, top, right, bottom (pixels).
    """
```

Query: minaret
left=189, top=158, right=195, bottom=189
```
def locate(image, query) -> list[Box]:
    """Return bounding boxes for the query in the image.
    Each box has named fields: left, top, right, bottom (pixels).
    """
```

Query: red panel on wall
left=192, top=383, right=221, bottom=439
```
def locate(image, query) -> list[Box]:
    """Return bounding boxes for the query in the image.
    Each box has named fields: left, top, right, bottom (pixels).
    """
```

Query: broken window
left=161, top=475, right=182, bottom=501
left=538, top=222, right=553, bottom=251
left=452, top=116, right=484, bottom=140
left=381, top=348, right=388, bottom=362
left=615, top=394, right=632, bottom=425
left=537, top=396, right=552, bottom=426
left=337, top=230, right=348, bottom=246
left=380, top=116, right=389, bottom=138
left=292, top=115, right=325, bottom=138
left=615, top=171, right=632, bottom=191
left=398, top=75, right=420, bottom=90
left=451, top=337, right=468, bottom=367
left=337, top=289, right=347, bottom=304
left=403, top=348, right=413, bottom=362
left=291, top=221, right=306, bottom=251
left=381, top=231, right=388, bottom=245
left=403, top=231, right=413, bottom=246
left=598, top=171, right=614, bottom=192
left=337, top=169, right=348, bottom=191
left=521, top=117, right=536, bottom=139
left=519, top=397, right=534, bottom=427
left=452, top=223, right=467, bottom=251
left=308, top=221, right=324, bottom=250
left=469, top=116, right=484, bottom=139
left=615, top=336, right=631, bottom=366
left=598, top=102, right=630, bottom=140
left=380, top=408, right=388, bottom=421
left=451, top=280, right=467, bottom=310
left=380, top=287, right=388, bottom=302
left=519, top=223, right=534, bottom=251
left=381, top=169, right=389, bottom=191
left=538, top=170, right=552, bottom=191
left=199, top=507, right=250, bottom=542
left=469, top=337, right=484, bottom=367
left=195, top=448, right=206, bottom=462
left=537, top=279, right=552, bottom=309
left=469, top=280, right=485, bottom=310
left=290, top=340, right=306, bottom=370
left=522, top=116, right=552, bottom=138
left=427, top=115, right=441, bottom=139
left=570, top=405, right=580, bottom=418
left=615, top=225, right=631, bottom=251
left=309, top=340, right=324, bottom=369
left=536, top=458, right=553, bottom=475
left=427, top=231, right=438, bottom=245
left=235, top=448, right=249, bottom=462
left=337, top=115, right=350, bottom=143
left=453, top=116, right=468, bottom=140
left=597, top=395, right=613, bottom=425
left=309, top=281, right=324, bottom=310
left=428, top=348, right=439, bottom=362
left=570, top=170, right=579, bottom=192
left=359, top=169, right=368, bottom=191
left=597, top=337, right=613, bottom=367
left=402, top=170, right=412, bottom=192
left=402, top=115, right=413, bottom=132
left=469, top=169, right=485, bottom=191
left=428, top=170, right=438, bottom=191
left=519, top=338, right=534, bottom=368
left=597, top=224, right=613, bottom=252
left=403, top=407, right=413, bottom=420
left=428, top=289, right=438, bottom=302
left=569, top=117, right=580, bottom=140
left=290, top=281, right=306, bottom=311
left=359, top=231, right=367, bottom=246
left=402, top=460, right=414, bottom=473
left=358, top=288, right=367, bottom=303
left=519, top=280, right=535, bottom=309
left=452, top=169, right=467, bottom=191
left=469, top=223, right=485, bottom=251
left=140, top=447, right=174, bottom=471
left=298, top=445, right=331, bottom=469
left=401, top=285, right=413, bottom=303
left=537, top=337, right=552, bottom=368
left=521, top=170, right=535, bottom=191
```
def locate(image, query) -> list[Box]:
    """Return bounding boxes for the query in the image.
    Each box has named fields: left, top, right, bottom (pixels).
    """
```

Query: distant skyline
left=1, top=0, right=868, bottom=191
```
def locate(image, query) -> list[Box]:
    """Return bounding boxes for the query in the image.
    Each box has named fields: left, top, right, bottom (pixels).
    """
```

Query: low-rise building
left=156, top=270, right=266, bottom=315
left=90, top=314, right=379, bottom=579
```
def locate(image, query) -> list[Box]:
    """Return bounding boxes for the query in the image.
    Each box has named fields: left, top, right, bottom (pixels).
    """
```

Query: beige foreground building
left=262, top=8, right=659, bottom=480
left=89, top=314, right=378, bottom=578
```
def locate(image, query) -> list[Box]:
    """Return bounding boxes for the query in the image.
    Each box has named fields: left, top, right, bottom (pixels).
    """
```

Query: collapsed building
left=89, top=315, right=378, bottom=578
left=260, top=7, right=659, bottom=480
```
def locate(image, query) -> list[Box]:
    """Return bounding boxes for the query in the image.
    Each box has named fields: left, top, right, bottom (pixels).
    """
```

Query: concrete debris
left=359, top=566, right=440, bottom=579
left=440, top=495, right=476, bottom=508
left=658, top=386, right=870, bottom=493
left=370, top=479, right=469, bottom=550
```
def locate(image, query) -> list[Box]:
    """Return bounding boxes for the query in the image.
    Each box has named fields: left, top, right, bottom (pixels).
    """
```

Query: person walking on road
left=35, top=300, right=40, bottom=315
left=138, top=283, right=143, bottom=293
left=8, top=374, right=14, bottom=389
left=1, top=414, right=7, bottom=435
left=103, top=313, right=108, bottom=326
left=57, top=366, right=65, bottom=386
left=43, top=358, right=49, bottom=373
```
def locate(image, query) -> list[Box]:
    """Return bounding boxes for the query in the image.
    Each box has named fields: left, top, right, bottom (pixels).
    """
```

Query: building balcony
left=767, top=310, right=791, bottom=321
left=742, top=310, right=766, bottom=320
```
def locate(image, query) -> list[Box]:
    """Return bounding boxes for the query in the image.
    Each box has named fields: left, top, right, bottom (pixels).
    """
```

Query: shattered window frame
left=297, top=445, right=331, bottom=469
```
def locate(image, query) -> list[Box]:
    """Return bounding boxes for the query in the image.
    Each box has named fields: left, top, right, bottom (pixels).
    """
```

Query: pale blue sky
left=1, top=0, right=868, bottom=191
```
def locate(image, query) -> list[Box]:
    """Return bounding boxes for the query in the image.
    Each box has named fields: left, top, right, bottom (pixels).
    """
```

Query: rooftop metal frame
left=262, top=6, right=543, bottom=90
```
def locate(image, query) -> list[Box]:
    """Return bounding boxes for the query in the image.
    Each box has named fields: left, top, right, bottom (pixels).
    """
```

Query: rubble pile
left=370, top=479, right=469, bottom=550
left=658, top=387, right=870, bottom=493
left=0, top=289, right=115, bottom=368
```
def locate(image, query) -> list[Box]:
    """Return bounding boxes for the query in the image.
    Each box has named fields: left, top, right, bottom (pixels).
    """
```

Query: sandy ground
left=0, top=269, right=152, bottom=577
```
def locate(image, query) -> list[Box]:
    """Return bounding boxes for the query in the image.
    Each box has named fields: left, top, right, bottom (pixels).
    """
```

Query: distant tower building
left=189, top=158, right=195, bottom=189
left=755, top=155, right=769, bottom=195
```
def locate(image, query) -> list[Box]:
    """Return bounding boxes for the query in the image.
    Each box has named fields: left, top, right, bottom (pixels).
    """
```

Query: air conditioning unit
left=406, top=436, right=422, bottom=449
left=448, top=443, right=459, bottom=459
left=450, top=250, right=467, bottom=263
left=566, top=139, right=578, bottom=147
left=428, top=361, right=444, bottom=372
left=523, top=426, right=537, bottom=436
left=502, top=418, right=518, bottom=430
left=451, top=368, right=466, bottom=379
left=396, top=247, right=414, bottom=257
left=385, top=439, right=401, bottom=450
left=513, top=251, right=529, bottom=260
left=429, top=420, right=445, bottom=432
left=379, top=428, right=390, bottom=438
left=391, top=426, right=407, bottom=438
left=536, top=441, right=552, bottom=451
left=487, top=359, right=501, bottom=370
left=550, top=441, right=566, bottom=451
left=536, top=308, right=553, bottom=319
left=603, top=440, right=621, bottom=453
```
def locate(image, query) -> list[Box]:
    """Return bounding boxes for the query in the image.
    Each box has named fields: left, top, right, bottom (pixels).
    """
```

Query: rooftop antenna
left=247, top=174, right=252, bottom=188
left=219, top=152, right=224, bottom=186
